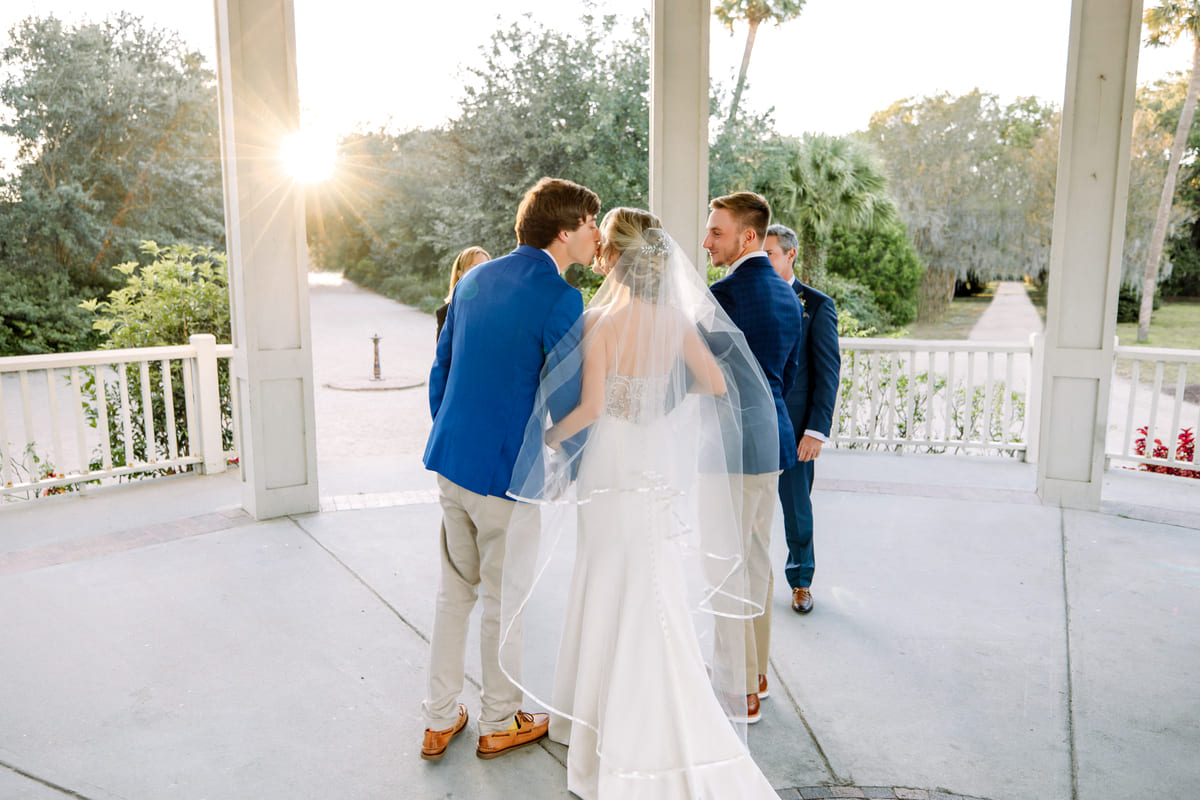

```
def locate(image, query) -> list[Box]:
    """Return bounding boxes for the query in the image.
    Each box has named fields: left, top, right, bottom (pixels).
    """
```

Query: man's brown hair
left=709, top=191, right=771, bottom=245
left=515, top=177, right=602, bottom=249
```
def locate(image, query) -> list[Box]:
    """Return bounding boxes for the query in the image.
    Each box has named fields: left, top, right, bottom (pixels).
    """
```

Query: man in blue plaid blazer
left=705, top=191, right=804, bottom=723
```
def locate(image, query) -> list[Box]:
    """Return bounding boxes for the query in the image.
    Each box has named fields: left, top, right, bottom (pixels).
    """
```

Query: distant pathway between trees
left=968, top=281, right=1043, bottom=342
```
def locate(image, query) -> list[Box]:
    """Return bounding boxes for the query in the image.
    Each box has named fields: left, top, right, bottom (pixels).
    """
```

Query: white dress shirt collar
left=727, top=250, right=767, bottom=273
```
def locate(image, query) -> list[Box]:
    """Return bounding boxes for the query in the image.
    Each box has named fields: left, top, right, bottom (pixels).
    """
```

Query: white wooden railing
left=832, top=336, right=1039, bottom=457
left=1109, top=342, right=1200, bottom=476
left=3, top=333, right=1196, bottom=503
left=0, top=334, right=237, bottom=502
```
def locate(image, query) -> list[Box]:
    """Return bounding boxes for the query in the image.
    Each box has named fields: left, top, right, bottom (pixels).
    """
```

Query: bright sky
left=0, top=0, right=1194, bottom=151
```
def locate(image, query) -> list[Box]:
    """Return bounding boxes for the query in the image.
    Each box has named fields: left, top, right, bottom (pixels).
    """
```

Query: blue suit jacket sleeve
left=429, top=300, right=454, bottom=420
left=807, top=296, right=841, bottom=437
left=542, top=288, right=585, bottom=423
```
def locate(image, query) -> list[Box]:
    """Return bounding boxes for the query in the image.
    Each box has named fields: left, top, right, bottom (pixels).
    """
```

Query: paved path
left=968, top=281, right=1043, bottom=342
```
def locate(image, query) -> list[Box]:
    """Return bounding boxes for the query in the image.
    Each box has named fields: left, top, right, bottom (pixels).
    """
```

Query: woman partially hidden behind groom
left=420, top=176, right=781, bottom=798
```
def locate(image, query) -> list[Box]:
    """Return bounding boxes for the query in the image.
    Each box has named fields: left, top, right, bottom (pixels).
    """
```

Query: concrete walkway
left=1, top=277, right=1198, bottom=800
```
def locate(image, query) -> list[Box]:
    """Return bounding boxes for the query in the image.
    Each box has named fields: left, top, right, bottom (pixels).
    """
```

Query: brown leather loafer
left=746, top=692, right=761, bottom=723
left=757, top=673, right=769, bottom=699
left=420, top=703, right=468, bottom=761
left=792, top=586, right=814, bottom=614
left=476, top=710, right=549, bottom=759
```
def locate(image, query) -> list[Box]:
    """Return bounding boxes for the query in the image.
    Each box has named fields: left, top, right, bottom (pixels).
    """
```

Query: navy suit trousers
left=778, top=458, right=815, bottom=589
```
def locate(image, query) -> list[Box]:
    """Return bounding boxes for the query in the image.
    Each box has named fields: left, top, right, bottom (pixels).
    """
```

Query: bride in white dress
left=502, top=208, right=780, bottom=800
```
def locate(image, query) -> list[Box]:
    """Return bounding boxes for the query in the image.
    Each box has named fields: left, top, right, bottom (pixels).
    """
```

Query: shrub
left=1134, top=426, right=1198, bottom=478
left=820, top=273, right=889, bottom=333
left=825, top=223, right=924, bottom=326
left=1116, top=283, right=1161, bottom=323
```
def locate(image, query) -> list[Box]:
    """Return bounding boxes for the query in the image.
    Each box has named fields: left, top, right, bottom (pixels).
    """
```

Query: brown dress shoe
left=476, top=710, right=549, bottom=759
left=746, top=692, right=762, bottom=723
left=757, top=673, right=769, bottom=699
left=792, top=586, right=814, bottom=614
left=420, top=703, right=468, bottom=761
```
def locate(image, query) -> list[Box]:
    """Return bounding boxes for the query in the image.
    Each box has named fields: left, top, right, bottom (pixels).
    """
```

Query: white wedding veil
left=498, top=209, right=778, bottom=764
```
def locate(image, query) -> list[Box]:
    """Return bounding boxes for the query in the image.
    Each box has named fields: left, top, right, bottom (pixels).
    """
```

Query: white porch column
left=650, top=0, right=710, bottom=270
left=1037, top=0, right=1143, bottom=509
left=213, top=0, right=319, bottom=519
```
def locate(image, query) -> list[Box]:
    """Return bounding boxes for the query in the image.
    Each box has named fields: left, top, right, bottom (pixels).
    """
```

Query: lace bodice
left=604, top=374, right=669, bottom=423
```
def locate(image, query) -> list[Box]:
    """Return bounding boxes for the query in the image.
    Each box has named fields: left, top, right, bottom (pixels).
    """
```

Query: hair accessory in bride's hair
left=640, top=228, right=673, bottom=258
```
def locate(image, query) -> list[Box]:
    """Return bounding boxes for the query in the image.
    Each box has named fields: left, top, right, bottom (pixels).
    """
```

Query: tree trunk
left=917, top=265, right=956, bottom=322
left=727, top=18, right=760, bottom=127
left=1139, top=36, right=1200, bottom=341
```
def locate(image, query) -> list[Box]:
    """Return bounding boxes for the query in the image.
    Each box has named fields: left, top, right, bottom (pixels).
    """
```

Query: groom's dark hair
left=516, top=177, right=601, bottom=249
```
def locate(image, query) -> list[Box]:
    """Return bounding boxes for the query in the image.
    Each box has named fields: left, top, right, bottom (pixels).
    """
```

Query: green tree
left=866, top=91, right=1056, bottom=319
left=713, top=0, right=806, bottom=127
left=0, top=13, right=224, bottom=354
left=1138, top=0, right=1200, bottom=340
left=312, top=11, right=791, bottom=307
left=766, top=133, right=896, bottom=282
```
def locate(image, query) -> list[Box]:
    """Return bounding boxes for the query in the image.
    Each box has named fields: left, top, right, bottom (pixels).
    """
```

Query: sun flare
left=282, top=129, right=336, bottom=183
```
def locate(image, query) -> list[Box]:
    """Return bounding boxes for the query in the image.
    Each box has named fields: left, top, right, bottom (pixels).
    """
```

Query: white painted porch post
left=1037, top=0, right=1143, bottom=509
left=213, top=0, right=319, bottom=519
left=650, top=0, right=709, bottom=271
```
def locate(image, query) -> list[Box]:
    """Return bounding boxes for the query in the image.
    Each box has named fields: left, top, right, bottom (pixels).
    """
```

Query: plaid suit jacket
left=710, top=256, right=804, bottom=472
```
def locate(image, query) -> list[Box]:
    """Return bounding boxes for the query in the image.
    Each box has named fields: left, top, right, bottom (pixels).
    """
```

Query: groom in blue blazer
left=765, top=224, right=841, bottom=616
left=420, top=178, right=600, bottom=762
left=705, top=191, right=804, bottom=723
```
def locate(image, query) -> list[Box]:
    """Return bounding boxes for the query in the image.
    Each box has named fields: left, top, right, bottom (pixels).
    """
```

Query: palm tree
left=1138, top=0, right=1200, bottom=341
left=770, top=133, right=896, bottom=282
left=714, top=0, right=806, bottom=127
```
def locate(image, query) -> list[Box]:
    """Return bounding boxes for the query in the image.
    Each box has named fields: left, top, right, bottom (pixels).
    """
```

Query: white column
left=1037, top=0, right=1143, bottom=509
left=214, top=0, right=319, bottom=519
left=650, top=0, right=710, bottom=271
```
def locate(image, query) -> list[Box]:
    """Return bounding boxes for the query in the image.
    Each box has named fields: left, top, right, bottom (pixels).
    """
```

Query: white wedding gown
left=548, top=374, right=778, bottom=800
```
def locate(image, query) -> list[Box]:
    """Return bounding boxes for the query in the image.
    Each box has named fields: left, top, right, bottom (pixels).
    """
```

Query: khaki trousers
left=422, top=475, right=524, bottom=735
left=740, top=471, right=779, bottom=693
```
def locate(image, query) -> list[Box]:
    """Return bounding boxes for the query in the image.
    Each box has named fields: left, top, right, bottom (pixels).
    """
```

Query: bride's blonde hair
left=600, top=207, right=669, bottom=300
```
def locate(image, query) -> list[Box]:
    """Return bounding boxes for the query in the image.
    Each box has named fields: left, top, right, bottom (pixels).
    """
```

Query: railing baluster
left=1002, top=353, right=1014, bottom=447
left=984, top=352, right=995, bottom=447
left=1124, top=359, right=1140, bottom=458
left=886, top=353, right=898, bottom=448
left=1147, top=361, right=1164, bottom=460
left=226, top=359, right=241, bottom=461
left=905, top=349, right=916, bottom=448
left=117, top=363, right=134, bottom=466
left=1167, top=363, right=1186, bottom=466
left=47, top=368, right=65, bottom=471
left=19, top=371, right=34, bottom=460
left=70, top=367, right=89, bottom=475
left=163, top=359, right=178, bottom=462
left=0, top=378, right=11, bottom=486
left=140, top=361, right=155, bottom=465
left=965, top=351, right=976, bottom=446
left=945, top=350, right=956, bottom=447
left=925, top=349, right=935, bottom=448
left=866, top=352, right=878, bottom=443
left=182, top=357, right=198, bottom=459
left=96, top=367, right=113, bottom=471
left=849, top=351, right=861, bottom=444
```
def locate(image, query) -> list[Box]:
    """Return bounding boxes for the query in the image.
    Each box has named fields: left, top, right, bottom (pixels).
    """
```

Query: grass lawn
left=902, top=285, right=998, bottom=340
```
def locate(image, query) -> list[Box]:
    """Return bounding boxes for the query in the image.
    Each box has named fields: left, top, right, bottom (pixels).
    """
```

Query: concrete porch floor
left=1, top=276, right=1197, bottom=799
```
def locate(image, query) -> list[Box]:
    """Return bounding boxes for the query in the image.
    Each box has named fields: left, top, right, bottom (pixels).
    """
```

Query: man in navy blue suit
left=705, top=192, right=803, bottom=723
left=765, top=224, right=841, bottom=616
left=419, top=177, right=600, bottom=762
